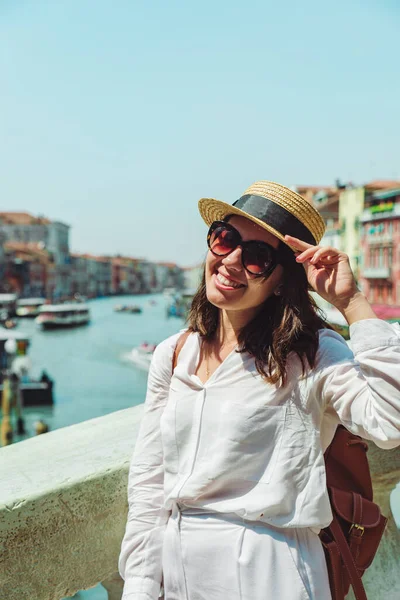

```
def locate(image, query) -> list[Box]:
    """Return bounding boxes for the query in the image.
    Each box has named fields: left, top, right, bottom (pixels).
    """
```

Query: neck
left=216, top=308, right=257, bottom=345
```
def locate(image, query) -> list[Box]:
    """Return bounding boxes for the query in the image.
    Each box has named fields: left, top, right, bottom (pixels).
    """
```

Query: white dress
left=119, top=319, right=400, bottom=600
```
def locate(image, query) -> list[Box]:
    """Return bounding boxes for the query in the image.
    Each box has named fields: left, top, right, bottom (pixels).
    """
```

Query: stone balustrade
left=0, top=407, right=399, bottom=600
left=0, top=407, right=143, bottom=600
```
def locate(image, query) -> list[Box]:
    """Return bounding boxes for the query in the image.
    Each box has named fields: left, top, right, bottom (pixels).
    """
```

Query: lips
left=215, top=271, right=245, bottom=289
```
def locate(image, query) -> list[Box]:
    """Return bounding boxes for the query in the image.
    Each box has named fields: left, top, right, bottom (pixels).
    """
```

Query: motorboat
left=0, top=328, right=54, bottom=405
left=114, top=304, right=142, bottom=314
left=16, top=297, right=46, bottom=318
left=126, top=342, right=157, bottom=371
left=36, top=303, right=90, bottom=329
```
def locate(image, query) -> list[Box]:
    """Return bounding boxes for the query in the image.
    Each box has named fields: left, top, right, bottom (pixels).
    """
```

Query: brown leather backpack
left=172, top=331, right=388, bottom=600
left=319, top=425, right=387, bottom=600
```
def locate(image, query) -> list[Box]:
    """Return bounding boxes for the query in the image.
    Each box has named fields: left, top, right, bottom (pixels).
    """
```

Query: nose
left=221, top=246, right=243, bottom=271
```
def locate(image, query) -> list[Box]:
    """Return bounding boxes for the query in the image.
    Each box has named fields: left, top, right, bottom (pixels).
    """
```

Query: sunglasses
left=207, top=220, right=284, bottom=277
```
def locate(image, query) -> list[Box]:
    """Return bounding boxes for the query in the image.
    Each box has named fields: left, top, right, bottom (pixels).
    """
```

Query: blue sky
left=1, top=0, right=399, bottom=265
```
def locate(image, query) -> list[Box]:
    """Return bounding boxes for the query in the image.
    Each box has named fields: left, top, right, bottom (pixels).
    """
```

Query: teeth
left=217, top=273, right=243, bottom=288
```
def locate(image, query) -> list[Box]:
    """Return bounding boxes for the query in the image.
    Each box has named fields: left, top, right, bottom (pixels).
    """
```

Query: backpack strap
left=172, top=330, right=192, bottom=373
left=329, top=516, right=368, bottom=600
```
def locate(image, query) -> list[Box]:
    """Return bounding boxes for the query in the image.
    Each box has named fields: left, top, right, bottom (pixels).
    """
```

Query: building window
left=378, top=247, right=385, bottom=267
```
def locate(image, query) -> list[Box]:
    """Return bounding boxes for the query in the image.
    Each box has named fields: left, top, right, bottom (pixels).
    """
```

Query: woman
left=119, top=181, right=400, bottom=600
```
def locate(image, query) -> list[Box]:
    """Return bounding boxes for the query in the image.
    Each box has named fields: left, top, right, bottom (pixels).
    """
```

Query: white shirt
left=119, top=319, right=400, bottom=600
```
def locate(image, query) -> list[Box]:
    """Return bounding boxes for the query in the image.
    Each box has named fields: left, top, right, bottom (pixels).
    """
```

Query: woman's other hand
left=285, top=235, right=377, bottom=325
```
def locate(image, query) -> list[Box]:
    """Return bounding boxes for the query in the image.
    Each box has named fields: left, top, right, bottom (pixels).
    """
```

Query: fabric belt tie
left=165, top=503, right=189, bottom=600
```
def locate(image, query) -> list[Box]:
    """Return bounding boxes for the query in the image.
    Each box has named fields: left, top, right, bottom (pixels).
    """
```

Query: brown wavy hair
left=187, top=243, right=330, bottom=386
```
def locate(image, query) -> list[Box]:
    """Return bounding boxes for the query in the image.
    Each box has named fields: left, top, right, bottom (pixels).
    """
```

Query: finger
left=295, top=245, right=322, bottom=263
left=296, top=245, right=339, bottom=264
left=284, top=235, right=314, bottom=252
left=310, top=247, right=339, bottom=264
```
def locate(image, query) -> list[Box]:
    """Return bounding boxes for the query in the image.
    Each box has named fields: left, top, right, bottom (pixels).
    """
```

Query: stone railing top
left=0, top=405, right=144, bottom=509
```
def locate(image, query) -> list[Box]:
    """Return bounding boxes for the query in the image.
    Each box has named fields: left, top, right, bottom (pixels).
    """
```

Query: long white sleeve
left=119, top=334, right=178, bottom=600
left=316, top=319, right=400, bottom=449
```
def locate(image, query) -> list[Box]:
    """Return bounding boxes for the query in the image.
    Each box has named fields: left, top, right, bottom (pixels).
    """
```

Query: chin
left=206, top=291, right=232, bottom=310
left=205, top=279, right=245, bottom=310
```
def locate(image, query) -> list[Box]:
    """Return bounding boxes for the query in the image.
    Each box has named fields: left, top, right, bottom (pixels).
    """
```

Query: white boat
left=36, top=303, right=90, bottom=329
left=16, top=297, right=46, bottom=318
left=0, top=293, right=17, bottom=315
left=166, top=288, right=195, bottom=319
left=163, top=287, right=177, bottom=297
left=127, top=343, right=156, bottom=370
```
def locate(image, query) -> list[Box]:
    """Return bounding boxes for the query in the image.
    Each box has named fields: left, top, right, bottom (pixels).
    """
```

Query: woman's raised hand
left=284, top=235, right=377, bottom=324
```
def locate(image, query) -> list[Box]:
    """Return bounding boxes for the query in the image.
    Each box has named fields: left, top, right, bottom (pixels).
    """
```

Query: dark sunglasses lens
left=209, top=225, right=238, bottom=256
left=243, top=242, right=274, bottom=275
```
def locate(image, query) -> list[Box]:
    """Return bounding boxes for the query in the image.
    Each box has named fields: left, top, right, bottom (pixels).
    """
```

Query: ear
left=274, top=285, right=283, bottom=296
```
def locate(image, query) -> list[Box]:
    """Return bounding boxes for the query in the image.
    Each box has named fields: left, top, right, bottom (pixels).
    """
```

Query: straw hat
left=198, top=180, right=326, bottom=249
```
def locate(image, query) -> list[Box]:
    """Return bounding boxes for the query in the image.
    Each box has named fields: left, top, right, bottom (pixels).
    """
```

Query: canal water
left=15, top=293, right=184, bottom=441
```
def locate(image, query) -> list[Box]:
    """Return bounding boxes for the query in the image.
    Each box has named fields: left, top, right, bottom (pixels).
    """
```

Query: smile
left=215, top=272, right=245, bottom=289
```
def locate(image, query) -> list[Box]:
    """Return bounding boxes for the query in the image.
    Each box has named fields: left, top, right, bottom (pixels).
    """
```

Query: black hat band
left=232, top=194, right=316, bottom=245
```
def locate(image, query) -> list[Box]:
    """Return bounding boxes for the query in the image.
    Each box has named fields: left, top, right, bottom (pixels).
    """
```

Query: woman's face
left=205, top=215, right=284, bottom=314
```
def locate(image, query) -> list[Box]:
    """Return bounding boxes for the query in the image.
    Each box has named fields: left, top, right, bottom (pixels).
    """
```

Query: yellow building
left=338, top=186, right=365, bottom=280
